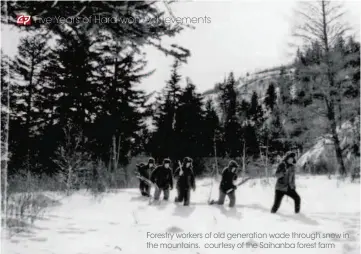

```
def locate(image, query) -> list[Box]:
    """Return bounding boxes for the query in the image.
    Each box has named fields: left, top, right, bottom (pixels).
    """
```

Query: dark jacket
left=219, top=167, right=238, bottom=193
left=150, top=165, right=173, bottom=189
left=174, top=165, right=195, bottom=190
left=275, top=162, right=296, bottom=191
left=136, top=163, right=154, bottom=179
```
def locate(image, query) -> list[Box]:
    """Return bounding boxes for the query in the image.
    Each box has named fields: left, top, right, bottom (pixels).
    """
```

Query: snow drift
left=2, top=176, right=360, bottom=254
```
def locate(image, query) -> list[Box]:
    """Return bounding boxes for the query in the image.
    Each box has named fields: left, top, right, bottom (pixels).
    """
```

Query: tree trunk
left=320, top=0, right=346, bottom=176
left=112, top=135, right=117, bottom=172
left=25, top=62, right=35, bottom=172
left=327, top=100, right=347, bottom=175
left=213, top=133, right=218, bottom=177
left=116, top=135, right=121, bottom=168
left=330, top=118, right=346, bottom=175
left=265, top=140, right=269, bottom=178
left=242, top=140, right=246, bottom=173
left=66, top=166, right=73, bottom=195
left=337, top=94, right=342, bottom=128
left=1, top=70, right=10, bottom=227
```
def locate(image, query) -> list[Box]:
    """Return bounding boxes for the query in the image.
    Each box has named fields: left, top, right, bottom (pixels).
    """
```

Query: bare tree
left=293, top=0, right=358, bottom=175
left=53, top=123, right=92, bottom=195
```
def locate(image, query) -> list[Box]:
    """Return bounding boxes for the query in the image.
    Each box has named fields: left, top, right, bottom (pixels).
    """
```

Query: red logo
left=17, top=15, right=31, bottom=25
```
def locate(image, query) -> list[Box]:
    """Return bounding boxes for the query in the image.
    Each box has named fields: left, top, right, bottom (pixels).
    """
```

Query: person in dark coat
left=214, top=160, right=239, bottom=207
left=271, top=152, right=301, bottom=213
left=174, top=157, right=196, bottom=206
left=135, top=157, right=156, bottom=197
left=150, top=158, right=173, bottom=201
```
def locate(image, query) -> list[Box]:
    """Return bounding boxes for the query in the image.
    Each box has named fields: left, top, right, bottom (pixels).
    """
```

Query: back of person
left=220, top=167, right=237, bottom=193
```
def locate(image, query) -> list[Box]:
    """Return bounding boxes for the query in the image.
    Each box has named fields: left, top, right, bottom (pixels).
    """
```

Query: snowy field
left=2, top=176, right=360, bottom=254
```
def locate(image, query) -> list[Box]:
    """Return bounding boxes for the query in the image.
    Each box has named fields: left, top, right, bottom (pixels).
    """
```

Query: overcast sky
left=1, top=0, right=360, bottom=94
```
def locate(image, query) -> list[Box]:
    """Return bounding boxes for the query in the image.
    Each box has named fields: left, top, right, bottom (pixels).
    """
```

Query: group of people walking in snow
left=136, top=157, right=195, bottom=206
left=135, top=151, right=301, bottom=214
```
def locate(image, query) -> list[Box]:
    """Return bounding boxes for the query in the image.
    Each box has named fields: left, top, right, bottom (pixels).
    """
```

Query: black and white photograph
left=0, top=0, right=360, bottom=253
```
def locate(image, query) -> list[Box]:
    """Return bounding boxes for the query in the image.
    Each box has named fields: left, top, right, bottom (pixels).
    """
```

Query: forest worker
left=271, top=151, right=301, bottom=214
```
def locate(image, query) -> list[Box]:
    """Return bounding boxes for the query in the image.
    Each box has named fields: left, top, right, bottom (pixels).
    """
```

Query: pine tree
left=203, top=99, right=222, bottom=157
left=277, top=66, right=293, bottom=105
left=218, top=72, right=243, bottom=157
left=260, top=106, right=287, bottom=154
left=239, top=92, right=260, bottom=157
left=264, top=83, right=277, bottom=111
left=10, top=34, right=51, bottom=171
left=150, top=60, right=183, bottom=161
left=30, top=31, right=106, bottom=174
left=238, top=99, right=250, bottom=123
left=174, top=78, right=205, bottom=162
left=41, top=31, right=102, bottom=128
left=248, top=91, right=263, bottom=127
left=91, top=51, right=150, bottom=166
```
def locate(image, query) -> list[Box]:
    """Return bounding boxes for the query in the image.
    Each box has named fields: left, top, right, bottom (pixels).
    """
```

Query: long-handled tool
left=135, top=174, right=159, bottom=204
left=208, top=176, right=253, bottom=205
left=177, top=160, right=183, bottom=176
left=225, top=176, right=253, bottom=194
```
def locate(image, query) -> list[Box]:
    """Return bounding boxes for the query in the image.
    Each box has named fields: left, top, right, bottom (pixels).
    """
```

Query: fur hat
left=163, top=158, right=171, bottom=164
left=148, top=157, right=155, bottom=164
left=283, top=152, right=296, bottom=163
left=183, top=157, right=193, bottom=164
left=228, top=160, right=239, bottom=169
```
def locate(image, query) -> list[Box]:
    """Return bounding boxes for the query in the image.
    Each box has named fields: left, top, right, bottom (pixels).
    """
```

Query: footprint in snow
left=58, top=230, right=86, bottom=234
left=29, top=237, right=48, bottom=242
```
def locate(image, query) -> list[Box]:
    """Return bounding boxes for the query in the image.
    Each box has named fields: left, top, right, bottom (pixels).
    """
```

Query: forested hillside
left=1, top=0, right=359, bottom=191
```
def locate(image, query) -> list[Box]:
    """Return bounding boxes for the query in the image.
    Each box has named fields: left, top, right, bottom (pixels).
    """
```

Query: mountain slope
left=203, top=65, right=294, bottom=103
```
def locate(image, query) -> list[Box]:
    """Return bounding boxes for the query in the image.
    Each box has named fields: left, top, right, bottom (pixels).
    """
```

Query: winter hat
left=163, top=158, right=171, bottom=164
left=148, top=157, right=155, bottom=164
left=183, top=157, right=193, bottom=164
left=228, top=160, right=239, bottom=169
left=283, top=152, right=296, bottom=163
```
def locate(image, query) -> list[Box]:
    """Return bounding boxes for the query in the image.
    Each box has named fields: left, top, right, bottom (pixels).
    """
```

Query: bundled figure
left=210, top=160, right=239, bottom=207
left=271, top=152, right=301, bottom=214
left=135, top=157, right=156, bottom=197
left=150, top=158, right=174, bottom=201
left=174, top=157, right=196, bottom=206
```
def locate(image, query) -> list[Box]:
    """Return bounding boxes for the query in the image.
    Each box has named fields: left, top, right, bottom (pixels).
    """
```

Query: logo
left=17, top=15, right=31, bottom=25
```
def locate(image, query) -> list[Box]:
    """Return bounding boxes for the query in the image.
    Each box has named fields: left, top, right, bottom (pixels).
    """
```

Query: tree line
left=1, top=0, right=359, bottom=179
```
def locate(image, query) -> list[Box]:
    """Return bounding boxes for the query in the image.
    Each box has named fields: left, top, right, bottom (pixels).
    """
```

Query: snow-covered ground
left=2, top=176, right=360, bottom=254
